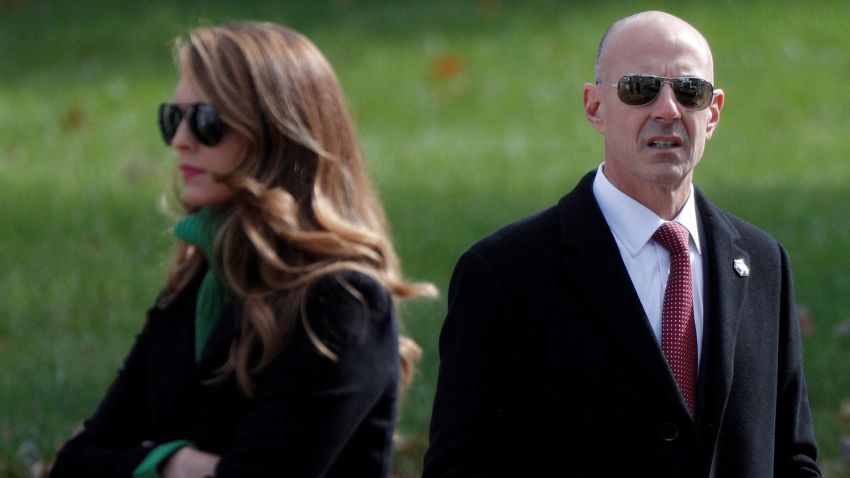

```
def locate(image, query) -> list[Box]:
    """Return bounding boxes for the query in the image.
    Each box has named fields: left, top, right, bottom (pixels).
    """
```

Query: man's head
left=583, top=11, right=724, bottom=207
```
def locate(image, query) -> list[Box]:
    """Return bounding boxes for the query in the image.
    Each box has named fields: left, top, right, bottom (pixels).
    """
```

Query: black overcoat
left=52, top=272, right=399, bottom=477
left=424, top=171, right=820, bottom=477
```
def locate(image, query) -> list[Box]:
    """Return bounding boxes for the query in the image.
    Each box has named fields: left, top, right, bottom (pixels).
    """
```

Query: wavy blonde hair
left=162, top=21, right=435, bottom=395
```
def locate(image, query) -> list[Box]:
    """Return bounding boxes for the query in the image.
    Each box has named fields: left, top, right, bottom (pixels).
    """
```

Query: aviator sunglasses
left=595, top=73, right=716, bottom=110
left=158, top=102, right=228, bottom=147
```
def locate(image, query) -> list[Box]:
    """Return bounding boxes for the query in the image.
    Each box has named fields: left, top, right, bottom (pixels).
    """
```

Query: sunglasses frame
left=595, top=73, right=716, bottom=111
left=158, top=102, right=228, bottom=147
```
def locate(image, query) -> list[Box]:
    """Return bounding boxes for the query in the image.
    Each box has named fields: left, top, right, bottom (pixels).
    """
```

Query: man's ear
left=583, top=83, right=605, bottom=134
left=705, top=88, right=724, bottom=140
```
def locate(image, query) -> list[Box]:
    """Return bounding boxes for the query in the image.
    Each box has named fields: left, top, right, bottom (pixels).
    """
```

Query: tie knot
left=653, top=222, right=690, bottom=255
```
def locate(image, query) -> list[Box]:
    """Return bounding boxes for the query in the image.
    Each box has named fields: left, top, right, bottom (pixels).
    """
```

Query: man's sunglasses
left=158, top=102, right=227, bottom=147
left=595, top=74, right=716, bottom=111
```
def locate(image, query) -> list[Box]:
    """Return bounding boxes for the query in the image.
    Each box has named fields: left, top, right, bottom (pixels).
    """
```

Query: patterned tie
left=652, top=222, right=698, bottom=417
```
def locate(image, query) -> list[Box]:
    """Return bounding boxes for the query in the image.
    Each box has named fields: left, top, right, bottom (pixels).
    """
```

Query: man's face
left=585, top=17, right=723, bottom=199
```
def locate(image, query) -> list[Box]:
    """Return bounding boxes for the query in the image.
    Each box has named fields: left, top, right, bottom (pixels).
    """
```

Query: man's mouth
left=648, top=138, right=682, bottom=149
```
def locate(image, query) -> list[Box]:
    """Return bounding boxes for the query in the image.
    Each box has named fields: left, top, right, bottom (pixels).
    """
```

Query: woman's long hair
left=162, top=22, right=435, bottom=395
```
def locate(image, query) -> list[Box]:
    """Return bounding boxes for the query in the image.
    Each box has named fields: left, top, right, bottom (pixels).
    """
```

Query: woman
left=51, top=21, right=434, bottom=478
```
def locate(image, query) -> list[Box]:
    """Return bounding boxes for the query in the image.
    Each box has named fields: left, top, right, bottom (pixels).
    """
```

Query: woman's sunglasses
left=158, top=102, right=227, bottom=147
left=595, top=73, right=716, bottom=111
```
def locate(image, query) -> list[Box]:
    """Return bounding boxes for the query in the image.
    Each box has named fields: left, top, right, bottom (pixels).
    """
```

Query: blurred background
left=1, top=0, right=849, bottom=476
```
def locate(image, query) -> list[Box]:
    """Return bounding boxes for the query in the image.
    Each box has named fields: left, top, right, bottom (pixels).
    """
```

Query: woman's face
left=170, top=75, right=244, bottom=207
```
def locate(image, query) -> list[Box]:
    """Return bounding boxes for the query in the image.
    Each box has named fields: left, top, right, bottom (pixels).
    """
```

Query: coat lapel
left=197, top=302, right=240, bottom=378
left=557, top=172, right=687, bottom=414
left=693, top=191, right=749, bottom=451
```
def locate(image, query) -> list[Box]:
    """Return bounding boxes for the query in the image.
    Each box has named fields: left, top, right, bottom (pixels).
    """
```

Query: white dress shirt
left=591, top=163, right=704, bottom=365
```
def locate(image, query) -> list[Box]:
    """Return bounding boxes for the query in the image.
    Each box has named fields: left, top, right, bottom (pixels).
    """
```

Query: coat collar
left=556, top=170, right=749, bottom=428
left=197, top=301, right=240, bottom=375
left=156, top=267, right=242, bottom=377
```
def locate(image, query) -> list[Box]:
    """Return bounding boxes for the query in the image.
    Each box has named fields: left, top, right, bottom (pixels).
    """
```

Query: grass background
left=1, top=0, right=849, bottom=476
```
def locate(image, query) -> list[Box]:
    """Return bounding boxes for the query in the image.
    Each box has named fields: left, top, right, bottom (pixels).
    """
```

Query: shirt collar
left=592, top=163, right=702, bottom=257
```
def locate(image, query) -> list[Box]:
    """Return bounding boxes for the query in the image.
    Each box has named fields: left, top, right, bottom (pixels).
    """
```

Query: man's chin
left=642, top=162, right=696, bottom=189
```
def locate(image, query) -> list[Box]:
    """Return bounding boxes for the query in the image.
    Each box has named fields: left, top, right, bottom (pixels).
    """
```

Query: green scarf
left=173, top=207, right=231, bottom=363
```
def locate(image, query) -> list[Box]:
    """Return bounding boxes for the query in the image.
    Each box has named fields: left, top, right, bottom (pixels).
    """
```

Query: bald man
left=423, top=11, right=820, bottom=477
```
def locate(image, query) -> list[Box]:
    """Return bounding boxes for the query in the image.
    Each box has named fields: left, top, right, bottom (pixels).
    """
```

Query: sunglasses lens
left=158, top=103, right=183, bottom=145
left=618, top=75, right=662, bottom=106
left=617, top=75, right=714, bottom=110
left=673, top=78, right=713, bottom=110
left=158, top=103, right=227, bottom=147
left=189, top=104, right=226, bottom=147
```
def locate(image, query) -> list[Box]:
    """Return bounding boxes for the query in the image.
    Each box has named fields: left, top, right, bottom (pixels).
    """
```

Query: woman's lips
left=179, top=164, right=204, bottom=181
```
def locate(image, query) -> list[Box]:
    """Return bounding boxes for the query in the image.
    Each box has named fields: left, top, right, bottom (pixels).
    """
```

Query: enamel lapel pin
left=733, top=258, right=750, bottom=277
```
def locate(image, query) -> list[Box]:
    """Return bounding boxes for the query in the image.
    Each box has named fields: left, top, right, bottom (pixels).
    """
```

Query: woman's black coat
left=51, top=271, right=400, bottom=477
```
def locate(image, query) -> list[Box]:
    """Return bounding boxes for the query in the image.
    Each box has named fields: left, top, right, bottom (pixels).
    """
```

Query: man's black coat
left=424, top=171, right=820, bottom=477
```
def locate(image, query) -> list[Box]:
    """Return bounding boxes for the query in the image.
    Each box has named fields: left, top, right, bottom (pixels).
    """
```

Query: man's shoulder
left=464, top=171, right=597, bottom=265
left=447, top=204, right=564, bottom=296
left=469, top=204, right=561, bottom=258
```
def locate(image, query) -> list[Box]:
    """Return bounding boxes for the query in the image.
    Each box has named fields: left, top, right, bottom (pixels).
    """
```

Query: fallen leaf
left=838, top=397, right=850, bottom=422
left=3, top=144, right=19, bottom=162
left=431, top=55, right=465, bottom=80
left=0, top=0, right=31, bottom=14
left=475, top=0, right=501, bottom=16
left=60, top=102, right=86, bottom=132
left=797, top=306, right=813, bottom=337
left=393, top=431, right=427, bottom=459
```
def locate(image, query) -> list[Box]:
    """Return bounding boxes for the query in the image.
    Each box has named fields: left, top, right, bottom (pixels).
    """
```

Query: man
left=423, top=11, right=820, bottom=477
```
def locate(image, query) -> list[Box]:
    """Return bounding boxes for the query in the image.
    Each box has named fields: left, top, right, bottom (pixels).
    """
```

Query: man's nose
left=650, top=82, right=682, bottom=123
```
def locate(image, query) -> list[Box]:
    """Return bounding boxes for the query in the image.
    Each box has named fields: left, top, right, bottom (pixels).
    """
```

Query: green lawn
left=1, top=0, right=849, bottom=476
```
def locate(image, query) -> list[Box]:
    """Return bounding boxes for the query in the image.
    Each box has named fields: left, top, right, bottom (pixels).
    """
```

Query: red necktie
left=652, top=222, right=698, bottom=416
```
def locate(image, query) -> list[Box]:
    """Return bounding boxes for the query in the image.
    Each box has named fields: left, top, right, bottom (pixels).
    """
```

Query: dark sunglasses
left=158, top=102, right=227, bottom=147
left=596, top=73, right=716, bottom=110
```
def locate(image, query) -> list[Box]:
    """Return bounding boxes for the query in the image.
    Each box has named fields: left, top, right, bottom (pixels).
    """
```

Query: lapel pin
left=733, top=258, right=750, bottom=277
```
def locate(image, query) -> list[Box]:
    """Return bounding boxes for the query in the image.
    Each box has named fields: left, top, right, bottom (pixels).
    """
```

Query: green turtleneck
left=132, top=207, right=230, bottom=477
left=173, top=206, right=232, bottom=363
